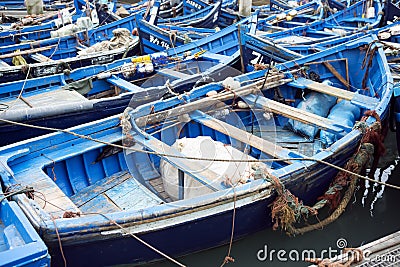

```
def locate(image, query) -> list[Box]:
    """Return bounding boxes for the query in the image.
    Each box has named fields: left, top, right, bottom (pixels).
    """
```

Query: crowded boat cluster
left=0, top=0, right=398, bottom=266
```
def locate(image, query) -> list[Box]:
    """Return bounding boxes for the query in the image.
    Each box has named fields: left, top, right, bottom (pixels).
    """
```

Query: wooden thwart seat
left=158, top=68, right=192, bottom=79
left=242, top=94, right=353, bottom=134
left=0, top=59, right=10, bottom=67
left=30, top=53, right=54, bottom=63
left=289, top=77, right=379, bottom=109
left=107, top=75, right=145, bottom=93
left=190, top=110, right=305, bottom=163
left=0, top=45, right=57, bottom=60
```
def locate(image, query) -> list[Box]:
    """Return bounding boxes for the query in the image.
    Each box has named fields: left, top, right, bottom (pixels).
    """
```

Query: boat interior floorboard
left=70, top=171, right=164, bottom=214
left=149, top=177, right=173, bottom=202
left=251, top=126, right=323, bottom=157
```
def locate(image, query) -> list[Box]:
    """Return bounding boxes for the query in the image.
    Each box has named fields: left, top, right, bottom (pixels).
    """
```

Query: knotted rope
left=264, top=110, right=384, bottom=235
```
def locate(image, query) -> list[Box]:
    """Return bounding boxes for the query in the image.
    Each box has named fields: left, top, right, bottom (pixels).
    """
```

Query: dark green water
left=145, top=131, right=400, bottom=267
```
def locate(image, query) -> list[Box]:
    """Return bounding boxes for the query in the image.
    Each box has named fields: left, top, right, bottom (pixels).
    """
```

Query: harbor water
left=144, top=131, right=400, bottom=266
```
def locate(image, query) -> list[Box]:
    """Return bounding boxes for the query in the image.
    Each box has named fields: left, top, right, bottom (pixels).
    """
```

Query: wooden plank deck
left=158, top=68, right=192, bottom=79
left=70, top=171, right=163, bottom=214
left=18, top=170, right=81, bottom=219
left=0, top=45, right=57, bottom=60
left=149, top=177, right=172, bottom=202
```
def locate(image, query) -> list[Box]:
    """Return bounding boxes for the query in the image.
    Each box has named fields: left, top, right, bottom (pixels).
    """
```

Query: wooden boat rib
left=0, top=33, right=392, bottom=267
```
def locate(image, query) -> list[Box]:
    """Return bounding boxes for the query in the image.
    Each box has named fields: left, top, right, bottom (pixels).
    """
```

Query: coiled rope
left=262, top=111, right=386, bottom=236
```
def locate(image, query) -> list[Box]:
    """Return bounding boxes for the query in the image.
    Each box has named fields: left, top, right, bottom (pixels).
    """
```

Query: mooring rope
left=265, top=111, right=388, bottom=235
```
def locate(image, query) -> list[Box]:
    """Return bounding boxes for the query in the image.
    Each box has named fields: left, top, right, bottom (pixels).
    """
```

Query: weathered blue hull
left=0, top=42, right=140, bottom=83
left=137, top=11, right=255, bottom=55
left=44, top=139, right=362, bottom=267
left=257, top=0, right=383, bottom=32
left=0, top=95, right=131, bottom=145
left=183, top=0, right=238, bottom=28
left=159, top=2, right=221, bottom=28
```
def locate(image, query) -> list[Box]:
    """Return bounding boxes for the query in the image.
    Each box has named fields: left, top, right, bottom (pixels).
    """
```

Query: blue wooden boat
left=0, top=0, right=72, bottom=12
left=256, top=1, right=325, bottom=31
left=269, top=0, right=299, bottom=12
left=269, top=0, right=344, bottom=13
left=239, top=18, right=400, bottom=70
left=137, top=10, right=256, bottom=54
left=383, top=0, right=400, bottom=25
left=133, top=2, right=220, bottom=54
left=158, top=1, right=221, bottom=28
left=258, top=0, right=384, bottom=32
left=0, top=51, right=233, bottom=145
left=117, top=0, right=184, bottom=18
left=0, top=7, right=76, bottom=37
left=0, top=11, right=141, bottom=65
left=0, top=5, right=120, bottom=46
left=0, top=13, right=258, bottom=145
left=0, top=33, right=391, bottom=266
left=182, top=0, right=239, bottom=28
left=238, top=27, right=368, bottom=69
left=0, top=29, right=140, bottom=83
left=0, top=188, right=50, bottom=267
left=0, top=35, right=140, bottom=83
left=157, top=0, right=184, bottom=18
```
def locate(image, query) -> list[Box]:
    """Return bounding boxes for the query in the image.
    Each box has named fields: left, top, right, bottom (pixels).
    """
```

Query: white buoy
left=239, top=0, right=251, bottom=17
